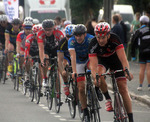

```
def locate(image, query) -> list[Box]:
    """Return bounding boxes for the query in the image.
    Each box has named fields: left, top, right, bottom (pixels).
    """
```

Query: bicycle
left=65, top=65, right=83, bottom=120
left=25, top=56, right=42, bottom=104
left=97, top=68, right=131, bottom=122
left=45, top=57, right=62, bottom=113
left=85, top=68, right=102, bottom=122
left=0, top=47, right=8, bottom=84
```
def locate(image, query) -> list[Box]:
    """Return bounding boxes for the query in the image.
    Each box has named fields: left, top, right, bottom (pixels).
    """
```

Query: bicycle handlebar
left=96, top=67, right=131, bottom=81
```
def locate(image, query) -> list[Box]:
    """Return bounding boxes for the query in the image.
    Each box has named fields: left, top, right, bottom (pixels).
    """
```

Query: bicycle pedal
left=57, top=102, right=63, bottom=106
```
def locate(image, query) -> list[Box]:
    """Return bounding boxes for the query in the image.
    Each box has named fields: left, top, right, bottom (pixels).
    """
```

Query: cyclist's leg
left=42, top=54, right=49, bottom=87
left=76, top=63, right=90, bottom=120
left=7, top=43, right=14, bottom=72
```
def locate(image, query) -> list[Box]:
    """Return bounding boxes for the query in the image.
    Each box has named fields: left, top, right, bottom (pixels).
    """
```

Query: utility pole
left=103, top=0, right=114, bottom=26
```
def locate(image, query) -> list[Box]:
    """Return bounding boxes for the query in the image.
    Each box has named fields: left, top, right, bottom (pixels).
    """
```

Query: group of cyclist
left=0, top=14, right=134, bottom=122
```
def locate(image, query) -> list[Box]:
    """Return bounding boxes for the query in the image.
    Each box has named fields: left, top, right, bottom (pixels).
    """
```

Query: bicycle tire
left=114, top=92, right=128, bottom=122
left=47, top=71, right=54, bottom=110
left=2, top=56, right=7, bottom=84
left=54, top=70, right=61, bottom=113
left=68, top=78, right=76, bottom=118
left=35, top=67, right=41, bottom=104
left=29, top=69, right=34, bottom=102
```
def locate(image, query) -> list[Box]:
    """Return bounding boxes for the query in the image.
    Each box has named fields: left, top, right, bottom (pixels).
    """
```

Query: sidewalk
left=107, top=61, right=150, bottom=107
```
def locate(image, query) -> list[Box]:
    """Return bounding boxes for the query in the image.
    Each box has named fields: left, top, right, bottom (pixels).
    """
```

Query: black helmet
left=42, top=19, right=55, bottom=29
left=11, top=18, right=21, bottom=25
left=73, top=24, right=87, bottom=35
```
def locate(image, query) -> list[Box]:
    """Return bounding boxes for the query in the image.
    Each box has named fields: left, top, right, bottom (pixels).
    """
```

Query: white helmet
left=0, top=14, right=8, bottom=22
left=24, top=17, right=33, bottom=23
left=33, top=18, right=40, bottom=25
left=23, top=20, right=33, bottom=27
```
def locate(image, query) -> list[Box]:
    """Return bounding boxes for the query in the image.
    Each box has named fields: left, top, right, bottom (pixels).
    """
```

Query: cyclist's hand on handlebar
left=72, top=72, right=77, bottom=80
left=62, top=70, right=67, bottom=77
left=125, top=72, right=133, bottom=81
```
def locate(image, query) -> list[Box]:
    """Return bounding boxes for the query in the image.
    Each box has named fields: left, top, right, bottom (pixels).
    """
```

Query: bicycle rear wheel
left=67, top=78, right=76, bottom=118
left=114, top=92, right=128, bottom=122
left=54, top=70, right=62, bottom=113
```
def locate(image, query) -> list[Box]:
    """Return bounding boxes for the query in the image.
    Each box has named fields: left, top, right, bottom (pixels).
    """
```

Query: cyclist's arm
left=57, top=51, right=64, bottom=74
left=5, top=33, right=10, bottom=50
left=116, top=47, right=129, bottom=70
left=16, top=41, right=21, bottom=54
left=89, top=55, right=98, bottom=80
left=38, top=42, right=44, bottom=64
left=69, top=49, right=77, bottom=73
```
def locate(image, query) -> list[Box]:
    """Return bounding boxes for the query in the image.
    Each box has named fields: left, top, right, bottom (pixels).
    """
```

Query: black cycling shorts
left=98, top=53, right=125, bottom=78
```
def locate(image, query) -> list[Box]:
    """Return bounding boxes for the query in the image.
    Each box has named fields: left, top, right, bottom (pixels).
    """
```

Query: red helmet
left=32, top=24, right=42, bottom=34
left=94, top=22, right=110, bottom=37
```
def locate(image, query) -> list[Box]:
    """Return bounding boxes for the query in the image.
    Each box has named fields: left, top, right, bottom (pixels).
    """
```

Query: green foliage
left=117, top=0, right=150, bottom=13
left=70, top=0, right=103, bottom=24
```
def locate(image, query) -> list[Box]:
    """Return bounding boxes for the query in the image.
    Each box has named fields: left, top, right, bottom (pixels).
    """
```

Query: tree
left=70, top=0, right=103, bottom=24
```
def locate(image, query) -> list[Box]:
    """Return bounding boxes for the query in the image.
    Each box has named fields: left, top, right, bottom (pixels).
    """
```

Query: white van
left=113, top=4, right=134, bottom=24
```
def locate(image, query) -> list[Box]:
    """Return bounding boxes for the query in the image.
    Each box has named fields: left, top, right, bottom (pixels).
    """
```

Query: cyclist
left=0, top=14, right=10, bottom=50
left=25, top=24, right=42, bottom=89
left=5, top=18, right=21, bottom=73
left=131, top=15, right=150, bottom=91
left=57, top=24, right=75, bottom=96
left=68, top=24, right=94, bottom=122
left=37, top=19, right=64, bottom=87
left=88, top=22, right=134, bottom=122
left=16, top=20, right=33, bottom=83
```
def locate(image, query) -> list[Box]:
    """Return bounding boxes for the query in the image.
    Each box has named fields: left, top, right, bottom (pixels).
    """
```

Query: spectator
left=117, top=14, right=128, bottom=45
left=54, top=16, right=63, bottom=31
left=130, top=12, right=141, bottom=33
left=85, top=18, right=97, bottom=36
left=111, top=14, right=126, bottom=48
left=131, top=15, right=150, bottom=91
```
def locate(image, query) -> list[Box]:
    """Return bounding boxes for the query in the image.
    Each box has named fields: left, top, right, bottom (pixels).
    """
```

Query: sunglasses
left=66, top=35, right=72, bottom=38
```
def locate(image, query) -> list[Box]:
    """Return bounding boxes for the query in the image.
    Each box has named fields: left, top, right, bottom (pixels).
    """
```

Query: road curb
left=107, top=84, right=150, bottom=107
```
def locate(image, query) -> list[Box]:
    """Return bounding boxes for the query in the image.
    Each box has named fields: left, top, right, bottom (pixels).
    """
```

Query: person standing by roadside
left=131, top=15, right=150, bottom=91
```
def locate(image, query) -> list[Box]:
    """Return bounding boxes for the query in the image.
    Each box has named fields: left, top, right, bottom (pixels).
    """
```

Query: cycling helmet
left=32, top=24, right=42, bottom=34
left=24, top=17, right=33, bottom=23
left=94, top=22, right=110, bottom=37
left=33, top=18, right=40, bottom=25
left=65, top=24, right=75, bottom=36
left=0, top=14, right=8, bottom=22
left=11, top=18, right=21, bottom=25
left=23, top=20, right=33, bottom=27
left=42, top=19, right=55, bottom=29
left=73, top=24, right=87, bottom=35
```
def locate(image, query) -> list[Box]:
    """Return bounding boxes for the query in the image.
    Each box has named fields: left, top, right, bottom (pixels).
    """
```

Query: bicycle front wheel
left=114, top=92, right=128, bottom=122
left=54, top=70, right=62, bottom=113
left=67, top=79, right=76, bottom=118
left=47, top=71, right=54, bottom=110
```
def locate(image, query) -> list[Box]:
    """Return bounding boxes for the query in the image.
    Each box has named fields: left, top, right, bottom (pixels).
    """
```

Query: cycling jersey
left=0, top=23, right=11, bottom=46
left=68, top=33, right=94, bottom=64
left=89, top=33, right=124, bottom=57
left=88, top=33, right=125, bottom=78
left=37, top=29, right=64, bottom=57
left=16, top=30, right=28, bottom=51
left=25, top=33, right=39, bottom=57
left=131, top=25, right=150, bottom=57
left=57, top=37, right=71, bottom=64
left=5, top=24, right=20, bottom=48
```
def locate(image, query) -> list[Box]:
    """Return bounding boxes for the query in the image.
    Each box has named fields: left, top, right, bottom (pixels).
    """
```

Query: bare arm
left=38, top=43, right=45, bottom=64
left=116, top=48, right=129, bottom=70
left=89, top=56, right=98, bottom=80
left=57, top=52, right=64, bottom=74
left=5, top=33, right=10, bottom=50
left=69, top=49, right=77, bottom=73
left=16, top=41, right=21, bottom=54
